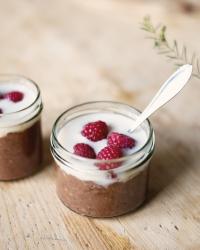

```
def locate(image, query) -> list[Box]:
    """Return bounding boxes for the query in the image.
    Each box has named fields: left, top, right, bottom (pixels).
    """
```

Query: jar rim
left=0, top=74, right=41, bottom=117
left=51, top=101, right=155, bottom=164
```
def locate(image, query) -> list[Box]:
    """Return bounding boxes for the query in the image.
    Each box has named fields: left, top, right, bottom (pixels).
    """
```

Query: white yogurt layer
left=55, top=112, right=151, bottom=186
left=0, top=83, right=36, bottom=114
left=58, top=113, right=147, bottom=156
left=0, top=82, right=40, bottom=137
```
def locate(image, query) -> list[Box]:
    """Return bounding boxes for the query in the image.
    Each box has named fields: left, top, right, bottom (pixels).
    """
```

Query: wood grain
left=0, top=0, right=200, bottom=249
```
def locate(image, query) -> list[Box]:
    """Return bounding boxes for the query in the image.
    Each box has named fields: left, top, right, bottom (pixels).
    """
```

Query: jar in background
left=0, top=75, right=43, bottom=180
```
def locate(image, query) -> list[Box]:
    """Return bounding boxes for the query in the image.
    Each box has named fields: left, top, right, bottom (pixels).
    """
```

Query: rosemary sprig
left=141, top=16, right=200, bottom=79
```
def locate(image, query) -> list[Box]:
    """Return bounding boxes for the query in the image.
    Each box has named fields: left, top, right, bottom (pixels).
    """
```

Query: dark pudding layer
left=0, top=120, right=42, bottom=180
left=56, top=166, right=149, bottom=217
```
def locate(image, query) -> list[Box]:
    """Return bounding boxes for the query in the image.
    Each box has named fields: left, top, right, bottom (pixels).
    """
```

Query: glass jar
left=0, top=75, right=43, bottom=180
left=51, top=101, right=155, bottom=217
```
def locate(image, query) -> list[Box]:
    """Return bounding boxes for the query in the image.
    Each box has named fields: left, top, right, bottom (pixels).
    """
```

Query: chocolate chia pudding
left=0, top=75, right=43, bottom=180
left=57, top=164, right=150, bottom=217
left=51, top=102, right=155, bottom=217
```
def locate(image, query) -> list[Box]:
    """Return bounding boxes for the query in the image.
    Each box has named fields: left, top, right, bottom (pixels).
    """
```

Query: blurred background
left=1, top=2, right=200, bottom=248
left=0, top=0, right=199, bottom=135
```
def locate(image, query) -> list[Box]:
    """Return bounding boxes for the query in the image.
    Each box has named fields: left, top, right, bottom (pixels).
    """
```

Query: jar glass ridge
left=0, top=75, right=42, bottom=129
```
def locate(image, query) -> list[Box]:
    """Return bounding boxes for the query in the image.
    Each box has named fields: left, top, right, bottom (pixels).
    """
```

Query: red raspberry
left=81, top=120, right=108, bottom=142
left=0, top=93, right=5, bottom=100
left=73, top=143, right=96, bottom=159
left=6, top=91, right=24, bottom=103
left=108, top=171, right=117, bottom=179
left=108, top=132, right=136, bottom=149
left=97, top=145, right=123, bottom=170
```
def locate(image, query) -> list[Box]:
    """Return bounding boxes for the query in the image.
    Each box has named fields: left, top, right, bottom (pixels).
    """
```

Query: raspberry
left=6, top=91, right=24, bottom=103
left=108, top=132, right=136, bottom=149
left=73, top=143, right=96, bottom=159
left=108, top=171, right=117, bottom=179
left=81, top=120, right=108, bottom=142
left=97, top=145, right=123, bottom=170
left=0, top=93, right=5, bottom=100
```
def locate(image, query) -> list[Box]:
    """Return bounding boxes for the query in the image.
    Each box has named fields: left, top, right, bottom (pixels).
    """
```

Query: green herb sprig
left=141, top=16, right=200, bottom=79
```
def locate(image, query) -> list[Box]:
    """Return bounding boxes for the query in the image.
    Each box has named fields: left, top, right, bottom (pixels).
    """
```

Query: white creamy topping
left=0, top=83, right=36, bottom=114
left=55, top=112, right=151, bottom=186
left=0, top=82, right=40, bottom=137
left=58, top=113, right=147, bottom=155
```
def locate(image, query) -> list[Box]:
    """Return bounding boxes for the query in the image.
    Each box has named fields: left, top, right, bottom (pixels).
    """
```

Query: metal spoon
left=128, top=64, right=193, bottom=133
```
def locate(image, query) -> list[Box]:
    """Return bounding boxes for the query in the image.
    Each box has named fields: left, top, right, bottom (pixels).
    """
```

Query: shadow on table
left=42, top=135, right=54, bottom=169
left=146, top=125, right=196, bottom=204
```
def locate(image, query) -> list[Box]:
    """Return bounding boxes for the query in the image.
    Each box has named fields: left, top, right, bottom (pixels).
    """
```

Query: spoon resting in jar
left=128, top=64, right=193, bottom=133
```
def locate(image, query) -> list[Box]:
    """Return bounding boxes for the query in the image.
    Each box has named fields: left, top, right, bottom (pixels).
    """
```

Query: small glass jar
left=0, top=75, right=43, bottom=180
left=51, top=101, right=155, bottom=217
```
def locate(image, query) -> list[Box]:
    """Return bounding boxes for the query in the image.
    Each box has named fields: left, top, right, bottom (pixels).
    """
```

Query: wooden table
left=0, top=0, right=200, bottom=249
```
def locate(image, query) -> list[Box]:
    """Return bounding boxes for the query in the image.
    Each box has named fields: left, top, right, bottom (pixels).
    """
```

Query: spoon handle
left=129, top=64, right=192, bottom=133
